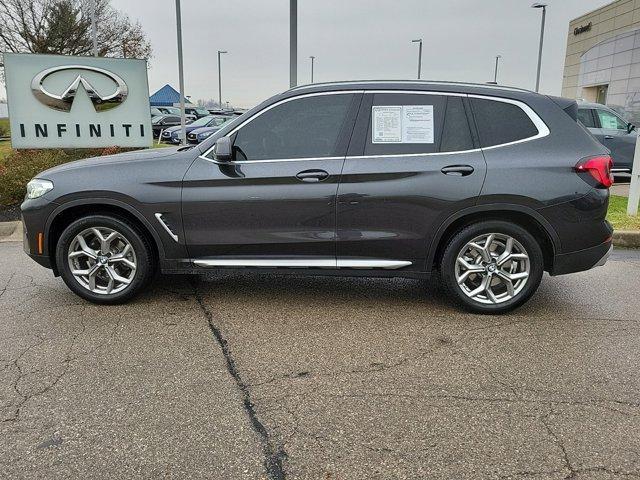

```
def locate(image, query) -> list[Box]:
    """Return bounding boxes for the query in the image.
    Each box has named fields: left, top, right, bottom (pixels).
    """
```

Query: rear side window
left=577, top=108, right=596, bottom=128
left=471, top=98, right=539, bottom=148
left=364, top=93, right=473, bottom=155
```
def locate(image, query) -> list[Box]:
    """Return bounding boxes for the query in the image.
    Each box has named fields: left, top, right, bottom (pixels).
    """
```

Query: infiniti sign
left=4, top=53, right=152, bottom=148
left=31, top=65, right=128, bottom=112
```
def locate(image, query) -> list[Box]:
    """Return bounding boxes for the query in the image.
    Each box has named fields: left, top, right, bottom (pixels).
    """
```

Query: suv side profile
left=21, top=81, right=613, bottom=314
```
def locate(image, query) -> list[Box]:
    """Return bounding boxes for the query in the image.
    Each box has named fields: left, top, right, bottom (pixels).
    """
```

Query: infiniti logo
left=31, top=65, right=128, bottom=112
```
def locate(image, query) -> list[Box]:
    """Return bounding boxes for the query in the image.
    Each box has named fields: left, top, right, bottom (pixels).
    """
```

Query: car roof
left=577, top=101, right=611, bottom=110
left=287, top=80, right=534, bottom=96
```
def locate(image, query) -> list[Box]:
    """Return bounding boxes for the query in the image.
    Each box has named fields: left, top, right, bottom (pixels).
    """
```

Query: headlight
left=26, top=179, right=54, bottom=199
left=198, top=131, right=214, bottom=139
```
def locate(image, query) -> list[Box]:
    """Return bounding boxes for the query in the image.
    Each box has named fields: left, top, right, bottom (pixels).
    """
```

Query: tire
left=55, top=215, right=154, bottom=304
left=440, top=220, right=544, bottom=314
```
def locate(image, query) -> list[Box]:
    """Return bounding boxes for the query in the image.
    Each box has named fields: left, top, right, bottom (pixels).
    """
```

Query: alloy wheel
left=454, top=233, right=530, bottom=305
left=67, top=227, right=137, bottom=295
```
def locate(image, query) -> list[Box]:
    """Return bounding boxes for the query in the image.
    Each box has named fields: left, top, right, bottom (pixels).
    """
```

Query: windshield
left=190, top=116, right=215, bottom=127
left=151, top=116, right=165, bottom=124
left=208, top=116, right=231, bottom=126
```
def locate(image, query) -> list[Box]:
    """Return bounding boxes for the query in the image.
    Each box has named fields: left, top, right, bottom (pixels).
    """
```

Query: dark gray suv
left=21, top=81, right=614, bottom=313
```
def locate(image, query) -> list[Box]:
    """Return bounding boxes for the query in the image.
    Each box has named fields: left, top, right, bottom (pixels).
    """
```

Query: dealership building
left=562, top=0, right=640, bottom=122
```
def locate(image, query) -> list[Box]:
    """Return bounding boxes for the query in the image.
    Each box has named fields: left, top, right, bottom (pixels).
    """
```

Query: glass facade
left=578, top=28, right=640, bottom=123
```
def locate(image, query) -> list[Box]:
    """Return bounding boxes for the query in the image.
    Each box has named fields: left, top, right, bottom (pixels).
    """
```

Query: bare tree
left=0, top=0, right=152, bottom=59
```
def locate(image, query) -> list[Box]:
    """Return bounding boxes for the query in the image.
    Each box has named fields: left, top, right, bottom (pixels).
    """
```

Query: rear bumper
left=550, top=239, right=613, bottom=276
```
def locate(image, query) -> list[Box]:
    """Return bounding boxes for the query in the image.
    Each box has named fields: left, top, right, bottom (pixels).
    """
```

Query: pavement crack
left=192, top=281, right=287, bottom=480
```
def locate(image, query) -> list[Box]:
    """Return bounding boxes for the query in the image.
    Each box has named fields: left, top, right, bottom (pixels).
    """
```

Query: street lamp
left=217, top=50, right=228, bottom=108
left=494, top=55, right=502, bottom=84
left=309, top=56, right=315, bottom=83
left=290, top=0, right=297, bottom=87
left=412, top=39, right=423, bottom=79
left=532, top=2, right=547, bottom=92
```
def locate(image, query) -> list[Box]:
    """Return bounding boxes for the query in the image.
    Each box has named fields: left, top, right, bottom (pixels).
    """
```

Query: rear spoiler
left=547, top=95, right=578, bottom=121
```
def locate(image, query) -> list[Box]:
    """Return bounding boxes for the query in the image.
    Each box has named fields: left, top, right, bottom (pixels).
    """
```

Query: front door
left=182, top=92, right=361, bottom=263
left=336, top=92, right=486, bottom=271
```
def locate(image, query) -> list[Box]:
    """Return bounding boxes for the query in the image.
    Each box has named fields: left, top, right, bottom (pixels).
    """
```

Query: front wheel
left=56, top=215, right=154, bottom=304
left=440, top=221, right=544, bottom=314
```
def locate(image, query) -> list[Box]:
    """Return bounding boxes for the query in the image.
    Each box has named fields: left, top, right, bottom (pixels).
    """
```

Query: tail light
left=575, top=155, right=613, bottom=188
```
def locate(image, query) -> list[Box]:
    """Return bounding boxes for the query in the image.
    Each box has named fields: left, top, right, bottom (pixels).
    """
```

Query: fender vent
left=154, top=213, right=179, bottom=242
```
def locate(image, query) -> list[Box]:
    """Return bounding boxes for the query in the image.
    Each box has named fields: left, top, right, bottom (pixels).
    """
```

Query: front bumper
left=550, top=239, right=613, bottom=276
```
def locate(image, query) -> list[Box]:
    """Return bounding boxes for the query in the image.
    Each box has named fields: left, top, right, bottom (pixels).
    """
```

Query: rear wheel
left=440, top=221, right=544, bottom=314
left=55, top=215, right=154, bottom=304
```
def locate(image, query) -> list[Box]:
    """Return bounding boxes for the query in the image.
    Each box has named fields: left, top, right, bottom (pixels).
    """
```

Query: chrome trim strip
left=154, top=213, right=179, bottom=242
left=199, top=91, right=549, bottom=164
left=336, top=259, right=412, bottom=269
left=193, top=258, right=413, bottom=269
left=594, top=244, right=613, bottom=268
left=612, top=168, right=631, bottom=173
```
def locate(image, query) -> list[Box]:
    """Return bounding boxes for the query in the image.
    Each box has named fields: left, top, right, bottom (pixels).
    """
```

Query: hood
left=39, top=147, right=182, bottom=177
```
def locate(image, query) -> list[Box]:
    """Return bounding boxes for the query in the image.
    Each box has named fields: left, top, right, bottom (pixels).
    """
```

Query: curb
left=612, top=230, right=640, bottom=249
left=1, top=220, right=640, bottom=248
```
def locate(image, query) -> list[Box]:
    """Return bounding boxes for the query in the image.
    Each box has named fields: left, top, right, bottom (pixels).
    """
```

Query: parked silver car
left=577, top=102, right=636, bottom=172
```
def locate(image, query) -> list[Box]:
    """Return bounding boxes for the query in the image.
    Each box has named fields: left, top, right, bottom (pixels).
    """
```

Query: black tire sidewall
left=56, top=215, right=152, bottom=304
left=440, top=221, right=544, bottom=314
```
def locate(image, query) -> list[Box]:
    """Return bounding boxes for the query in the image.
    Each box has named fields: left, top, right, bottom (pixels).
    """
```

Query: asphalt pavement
left=1, top=240, right=640, bottom=479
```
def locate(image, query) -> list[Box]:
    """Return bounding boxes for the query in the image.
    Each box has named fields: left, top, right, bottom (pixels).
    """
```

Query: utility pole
left=309, top=56, right=315, bottom=83
left=532, top=3, right=547, bottom=92
left=218, top=50, right=228, bottom=107
left=91, top=0, right=98, bottom=56
left=290, top=0, right=297, bottom=87
left=175, top=0, right=186, bottom=146
left=412, top=39, right=423, bottom=79
left=494, top=55, right=502, bottom=83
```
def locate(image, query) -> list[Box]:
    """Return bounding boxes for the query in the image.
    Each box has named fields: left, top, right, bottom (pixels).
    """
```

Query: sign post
left=628, top=136, right=640, bottom=216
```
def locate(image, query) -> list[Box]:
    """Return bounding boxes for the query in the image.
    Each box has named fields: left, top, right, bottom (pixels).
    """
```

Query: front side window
left=471, top=98, right=539, bottom=148
left=596, top=109, right=627, bottom=130
left=577, top=108, right=596, bottom=128
left=232, top=94, right=354, bottom=161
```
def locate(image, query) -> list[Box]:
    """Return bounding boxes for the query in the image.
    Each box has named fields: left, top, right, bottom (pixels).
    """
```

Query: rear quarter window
left=471, top=98, right=539, bottom=148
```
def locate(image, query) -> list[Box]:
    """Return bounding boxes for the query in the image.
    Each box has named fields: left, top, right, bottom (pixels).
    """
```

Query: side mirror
left=214, top=137, right=233, bottom=161
left=628, top=123, right=636, bottom=133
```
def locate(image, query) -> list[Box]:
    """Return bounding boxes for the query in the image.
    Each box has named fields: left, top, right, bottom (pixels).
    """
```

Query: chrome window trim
left=193, top=258, right=412, bottom=269
left=198, top=90, right=549, bottom=164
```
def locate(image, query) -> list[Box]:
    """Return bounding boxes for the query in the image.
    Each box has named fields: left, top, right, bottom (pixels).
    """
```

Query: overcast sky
left=3, top=0, right=614, bottom=107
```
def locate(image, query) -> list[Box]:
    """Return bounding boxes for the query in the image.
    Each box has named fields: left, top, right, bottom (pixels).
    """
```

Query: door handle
left=296, top=169, right=329, bottom=182
left=441, top=165, right=474, bottom=176
left=604, top=135, right=614, bottom=139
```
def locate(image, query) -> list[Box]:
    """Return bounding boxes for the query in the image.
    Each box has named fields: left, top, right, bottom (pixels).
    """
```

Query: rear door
left=336, top=91, right=486, bottom=270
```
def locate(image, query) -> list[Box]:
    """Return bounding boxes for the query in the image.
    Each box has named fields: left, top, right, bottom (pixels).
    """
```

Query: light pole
left=217, top=50, right=228, bottom=108
left=290, top=0, right=297, bottom=87
left=494, top=55, right=502, bottom=84
left=91, top=0, right=98, bottom=56
left=309, top=56, right=315, bottom=83
left=532, top=3, right=547, bottom=92
left=412, top=39, right=423, bottom=79
left=174, top=0, right=186, bottom=146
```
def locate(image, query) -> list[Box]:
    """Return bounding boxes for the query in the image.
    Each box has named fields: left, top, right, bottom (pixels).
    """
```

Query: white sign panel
left=372, top=105, right=434, bottom=144
left=4, top=53, right=152, bottom=148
